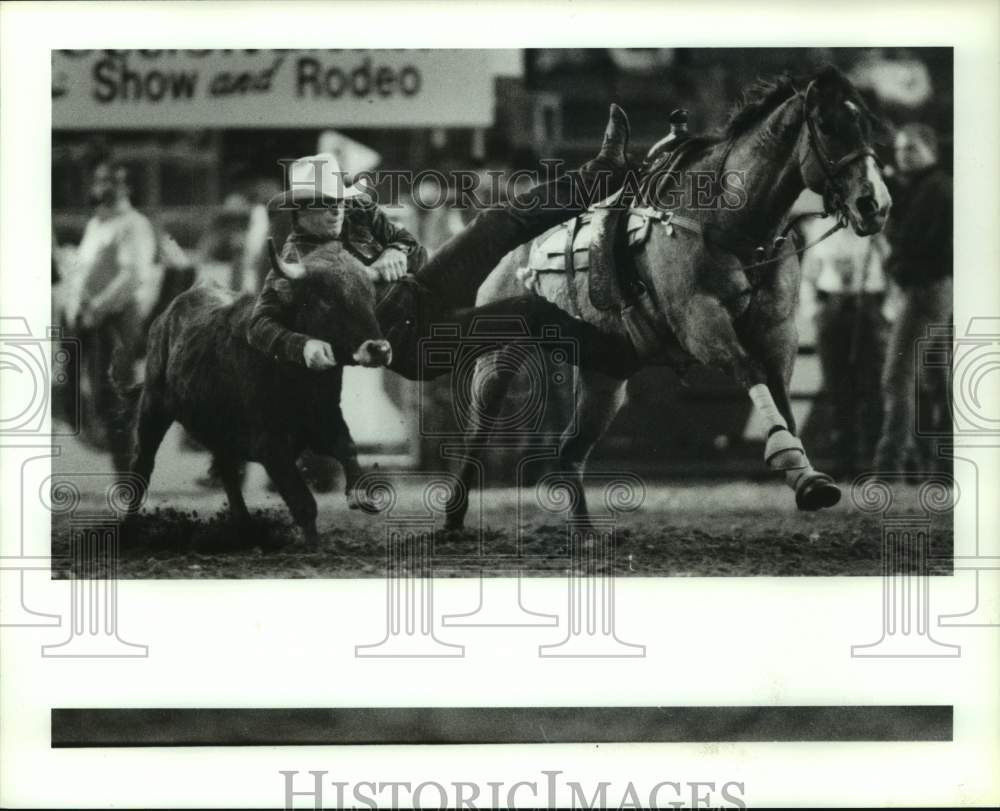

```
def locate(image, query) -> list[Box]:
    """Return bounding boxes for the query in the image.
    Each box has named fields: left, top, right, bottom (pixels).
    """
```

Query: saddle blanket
left=526, top=209, right=654, bottom=276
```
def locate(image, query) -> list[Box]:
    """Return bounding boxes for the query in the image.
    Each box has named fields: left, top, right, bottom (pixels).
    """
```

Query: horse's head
left=796, top=66, right=891, bottom=236
left=268, top=239, right=392, bottom=368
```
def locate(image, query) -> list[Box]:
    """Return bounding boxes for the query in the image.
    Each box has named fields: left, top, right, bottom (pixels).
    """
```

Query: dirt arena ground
left=50, top=426, right=953, bottom=580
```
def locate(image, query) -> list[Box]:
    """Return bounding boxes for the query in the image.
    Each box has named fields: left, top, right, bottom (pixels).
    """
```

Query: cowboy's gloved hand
left=371, top=248, right=407, bottom=282
left=303, top=338, right=337, bottom=370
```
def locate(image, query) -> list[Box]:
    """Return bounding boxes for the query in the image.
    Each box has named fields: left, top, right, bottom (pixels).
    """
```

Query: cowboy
left=248, top=152, right=424, bottom=369
left=249, top=104, right=634, bottom=382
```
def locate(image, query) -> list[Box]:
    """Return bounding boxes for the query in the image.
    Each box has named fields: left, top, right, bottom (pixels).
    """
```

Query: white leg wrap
left=751, top=385, right=823, bottom=493
left=748, top=383, right=788, bottom=431
left=763, top=429, right=806, bottom=470
left=763, top=427, right=817, bottom=491
left=784, top=460, right=816, bottom=491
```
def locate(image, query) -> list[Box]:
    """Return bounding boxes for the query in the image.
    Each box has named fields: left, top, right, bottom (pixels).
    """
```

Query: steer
left=119, top=241, right=390, bottom=547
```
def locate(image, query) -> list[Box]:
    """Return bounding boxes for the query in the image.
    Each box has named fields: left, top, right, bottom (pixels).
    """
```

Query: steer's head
left=268, top=239, right=392, bottom=368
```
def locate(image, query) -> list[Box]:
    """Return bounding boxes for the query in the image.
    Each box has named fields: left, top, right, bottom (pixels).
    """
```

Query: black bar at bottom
left=51, top=706, right=951, bottom=747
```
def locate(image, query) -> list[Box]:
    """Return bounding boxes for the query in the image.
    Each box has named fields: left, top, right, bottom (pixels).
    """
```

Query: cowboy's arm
left=246, top=272, right=310, bottom=365
left=358, top=199, right=428, bottom=272
left=364, top=200, right=419, bottom=255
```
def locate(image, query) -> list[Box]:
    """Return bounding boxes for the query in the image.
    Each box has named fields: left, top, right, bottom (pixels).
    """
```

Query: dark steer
left=120, top=242, right=391, bottom=546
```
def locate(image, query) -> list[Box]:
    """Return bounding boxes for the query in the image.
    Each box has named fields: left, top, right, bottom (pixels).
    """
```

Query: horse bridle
left=799, top=79, right=878, bottom=219
left=719, top=79, right=881, bottom=272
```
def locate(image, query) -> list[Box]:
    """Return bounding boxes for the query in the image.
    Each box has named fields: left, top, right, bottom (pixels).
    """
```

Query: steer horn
left=267, top=238, right=306, bottom=279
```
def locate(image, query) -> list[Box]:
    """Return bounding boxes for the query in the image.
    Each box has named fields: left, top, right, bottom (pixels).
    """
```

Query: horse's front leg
left=738, top=308, right=841, bottom=511
left=673, top=290, right=839, bottom=510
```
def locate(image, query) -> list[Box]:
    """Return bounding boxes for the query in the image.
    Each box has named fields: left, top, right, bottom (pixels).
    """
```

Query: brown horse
left=445, top=66, right=891, bottom=527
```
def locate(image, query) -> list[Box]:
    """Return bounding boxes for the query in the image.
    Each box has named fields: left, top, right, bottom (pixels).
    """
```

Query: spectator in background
left=63, top=159, right=157, bottom=453
left=196, top=192, right=254, bottom=292
left=804, top=221, right=890, bottom=478
left=874, top=123, right=953, bottom=474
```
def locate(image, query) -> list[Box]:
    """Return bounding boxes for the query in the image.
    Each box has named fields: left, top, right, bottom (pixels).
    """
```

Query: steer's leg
left=556, top=370, right=629, bottom=524
left=214, top=455, right=251, bottom=529
left=126, top=391, right=173, bottom=515
left=260, top=448, right=320, bottom=548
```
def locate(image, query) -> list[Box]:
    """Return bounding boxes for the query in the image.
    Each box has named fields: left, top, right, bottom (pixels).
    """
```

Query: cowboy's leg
left=412, top=105, right=630, bottom=311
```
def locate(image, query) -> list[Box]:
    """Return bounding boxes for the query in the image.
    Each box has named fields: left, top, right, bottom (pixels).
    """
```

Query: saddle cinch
left=523, top=109, right=696, bottom=360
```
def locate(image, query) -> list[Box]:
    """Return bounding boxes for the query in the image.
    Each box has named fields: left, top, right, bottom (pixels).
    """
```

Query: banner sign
left=52, top=50, right=498, bottom=129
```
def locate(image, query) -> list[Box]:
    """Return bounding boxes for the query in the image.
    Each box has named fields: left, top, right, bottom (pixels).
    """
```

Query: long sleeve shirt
left=246, top=198, right=424, bottom=366
left=73, top=202, right=158, bottom=321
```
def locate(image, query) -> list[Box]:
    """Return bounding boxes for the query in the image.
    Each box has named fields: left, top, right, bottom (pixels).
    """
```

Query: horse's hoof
left=795, top=473, right=842, bottom=511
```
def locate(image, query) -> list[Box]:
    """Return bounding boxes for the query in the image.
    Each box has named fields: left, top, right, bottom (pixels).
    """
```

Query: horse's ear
left=267, top=238, right=306, bottom=279
left=815, top=64, right=844, bottom=86
left=813, top=64, right=849, bottom=101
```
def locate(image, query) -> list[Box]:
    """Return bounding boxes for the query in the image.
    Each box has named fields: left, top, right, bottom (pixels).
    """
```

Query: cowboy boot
left=581, top=104, right=631, bottom=203
left=596, top=103, right=631, bottom=169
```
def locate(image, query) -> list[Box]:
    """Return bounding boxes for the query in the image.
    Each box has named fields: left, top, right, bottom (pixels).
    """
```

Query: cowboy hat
left=267, top=152, right=366, bottom=210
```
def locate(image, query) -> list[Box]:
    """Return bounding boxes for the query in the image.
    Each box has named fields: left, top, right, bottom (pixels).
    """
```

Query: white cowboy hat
left=267, top=152, right=366, bottom=210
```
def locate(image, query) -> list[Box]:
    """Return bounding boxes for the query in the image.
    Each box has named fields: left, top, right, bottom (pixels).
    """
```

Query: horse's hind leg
left=557, top=370, right=628, bottom=523
left=444, top=348, right=520, bottom=531
left=677, top=293, right=839, bottom=510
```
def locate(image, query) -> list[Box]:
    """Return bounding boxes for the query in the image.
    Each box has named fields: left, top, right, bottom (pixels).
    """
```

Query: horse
left=444, top=66, right=892, bottom=528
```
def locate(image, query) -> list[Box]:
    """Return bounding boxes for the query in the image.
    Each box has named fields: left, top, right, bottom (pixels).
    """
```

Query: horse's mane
left=639, top=65, right=886, bottom=195
left=722, top=65, right=886, bottom=141
left=722, top=74, right=802, bottom=138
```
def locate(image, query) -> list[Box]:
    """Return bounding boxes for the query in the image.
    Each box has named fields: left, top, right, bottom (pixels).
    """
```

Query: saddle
left=523, top=110, right=700, bottom=359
